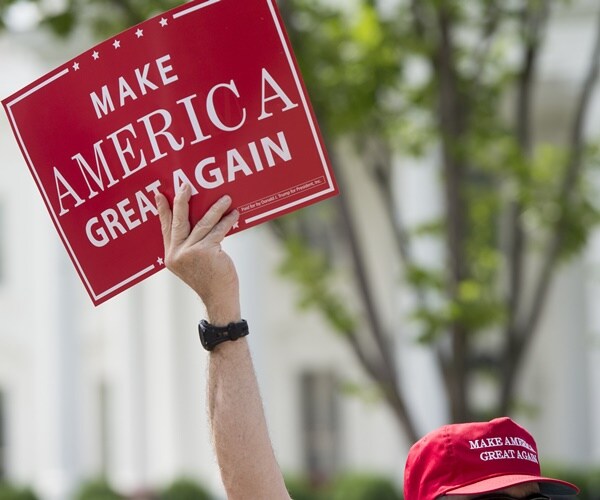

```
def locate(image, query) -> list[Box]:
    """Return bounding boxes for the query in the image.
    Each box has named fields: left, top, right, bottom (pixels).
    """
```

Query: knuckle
left=159, top=219, right=170, bottom=234
left=194, top=219, right=210, bottom=232
left=172, top=218, right=188, bottom=232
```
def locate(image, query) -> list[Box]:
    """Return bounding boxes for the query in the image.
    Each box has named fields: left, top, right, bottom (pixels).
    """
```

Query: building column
left=109, top=289, right=148, bottom=493
left=32, top=238, right=81, bottom=500
left=585, top=233, right=600, bottom=463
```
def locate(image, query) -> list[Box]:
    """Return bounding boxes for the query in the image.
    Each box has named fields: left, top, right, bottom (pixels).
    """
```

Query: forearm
left=156, top=189, right=288, bottom=498
left=207, top=330, right=290, bottom=500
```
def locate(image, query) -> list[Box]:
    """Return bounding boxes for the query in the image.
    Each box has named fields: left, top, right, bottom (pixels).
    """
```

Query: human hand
left=156, top=185, right=241, bottom=324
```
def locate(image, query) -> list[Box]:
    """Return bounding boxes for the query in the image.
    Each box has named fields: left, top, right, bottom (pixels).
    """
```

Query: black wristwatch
left=198, top=319, right=249, bottom=351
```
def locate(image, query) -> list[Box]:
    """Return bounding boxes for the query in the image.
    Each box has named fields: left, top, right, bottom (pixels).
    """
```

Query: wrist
left=201, top=291, right=240, bottom=326
left=206, top=305, right=241, bottom=326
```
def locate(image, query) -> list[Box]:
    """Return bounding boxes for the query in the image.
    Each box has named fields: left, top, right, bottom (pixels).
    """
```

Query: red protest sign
left=2, top=0, right=338, bottom=306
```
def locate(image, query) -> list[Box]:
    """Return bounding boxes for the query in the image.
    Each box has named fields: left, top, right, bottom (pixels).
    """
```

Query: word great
left=478, top=449, right=539, bottom=464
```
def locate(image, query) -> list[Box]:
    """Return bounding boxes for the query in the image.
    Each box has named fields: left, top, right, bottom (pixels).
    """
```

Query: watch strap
left=198, top=319, right=249, bottom=351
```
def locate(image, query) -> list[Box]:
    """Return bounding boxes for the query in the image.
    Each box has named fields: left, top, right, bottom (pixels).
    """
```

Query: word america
left=53, top=54, right=299, bottom=217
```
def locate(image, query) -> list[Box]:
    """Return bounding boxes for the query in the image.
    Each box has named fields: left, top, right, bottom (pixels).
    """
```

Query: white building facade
left=1, top=2, right=600, bottom=499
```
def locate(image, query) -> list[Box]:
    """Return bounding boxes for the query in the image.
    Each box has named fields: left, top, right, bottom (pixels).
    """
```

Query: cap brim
left=445, top=474, right=579, bottom=496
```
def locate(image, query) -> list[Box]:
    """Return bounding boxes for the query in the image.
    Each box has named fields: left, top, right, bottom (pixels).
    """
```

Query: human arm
left=156, top=185, right=291, bottom=500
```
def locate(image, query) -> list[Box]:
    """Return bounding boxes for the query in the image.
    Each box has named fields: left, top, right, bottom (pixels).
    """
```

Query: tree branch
left=410, top=0, right=428, bottom=39
left=333, top=156, right=419, bottom=441
left=502, top=0, right=550, bottom=387
left=500, top=4, right=600, bottom=413
left=471, top=0, right=502, bottom=87
left=434, top=3, right=471, bottom=423
left=344, top=323, right=420, bottom=443
left=361, top=138, right=427, bottom=307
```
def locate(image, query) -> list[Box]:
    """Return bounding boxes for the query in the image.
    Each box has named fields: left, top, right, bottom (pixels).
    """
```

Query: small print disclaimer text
left=239, top=176, right=326, bottom=214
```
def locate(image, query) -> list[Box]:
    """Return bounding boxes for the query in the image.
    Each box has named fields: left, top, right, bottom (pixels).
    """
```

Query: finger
left=204, top=209, right=240, bottom=245
left=155, top=192, right=172, bottom=251
left=188, top=195, right=233, bottom=244
left=171, top=184, right=192, bottom=245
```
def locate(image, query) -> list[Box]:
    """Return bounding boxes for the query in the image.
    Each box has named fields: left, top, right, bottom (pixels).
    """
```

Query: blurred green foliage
left=328, top=473, right=402, bottom=500
left=73, top=477, right=213, bottom=500
left=0, top=482, right=38, bottom=500
left=74, top=478, right=124, bottom=500
left=542, top=465, right=600, bottom=499
left=285, top=0, right=600, bottom=343
left=278, top=0, right=600, bottom=424
left=278, top=236, right=356, bottom=334
left=284, top=475, right=324, bottom=500
left=286, top=472, right=403, bottom=500
left=158, top=477, right=211, bottom=500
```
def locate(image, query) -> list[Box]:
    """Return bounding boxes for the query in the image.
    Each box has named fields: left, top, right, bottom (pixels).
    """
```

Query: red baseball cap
left=404, top=417, right=579, bottom=499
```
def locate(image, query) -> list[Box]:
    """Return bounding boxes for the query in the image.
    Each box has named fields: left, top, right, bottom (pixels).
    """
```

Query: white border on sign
left=5, top=0, right=335, bottom=304
left=9, top=68, right=70, bottom=105
left=173, top=0, right=222, bottom=19
left=98, top=264, right=157, bottom=298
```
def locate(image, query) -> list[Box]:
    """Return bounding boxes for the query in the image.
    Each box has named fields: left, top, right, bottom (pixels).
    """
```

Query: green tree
left=2, top=0, right=600, bottom=445
left=329, top=473, right=402, bottom=500
left=74, top=478, right=124, bottom=500
left=0, top=482, right=39, bottom=500
left=276, top=0, right=600, bottom=442
left=159, top=477, right=211, bottom=500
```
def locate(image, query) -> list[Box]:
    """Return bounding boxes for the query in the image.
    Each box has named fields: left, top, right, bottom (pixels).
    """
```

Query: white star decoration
left=113, top=39, right=121, bottom=49
left=159, top=17, right=168, bottom=27
left=233, top=221, right=240, bottom=230
left=72, top=62, right=79, bottom=71
left=157, top=257, right=164, bottom=266
left=135, top=28, right=144, bottom=38
left=92, top=51, right=99, bottom=60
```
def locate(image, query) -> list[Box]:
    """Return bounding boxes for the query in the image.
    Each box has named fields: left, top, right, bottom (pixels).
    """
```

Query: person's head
left=404, top=417, right=579, bottom=500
